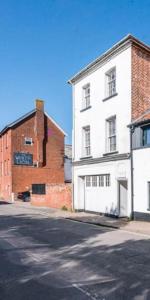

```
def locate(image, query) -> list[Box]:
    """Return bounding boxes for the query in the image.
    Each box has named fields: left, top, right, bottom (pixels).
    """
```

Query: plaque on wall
left=14, top=152, right=33, bottom=166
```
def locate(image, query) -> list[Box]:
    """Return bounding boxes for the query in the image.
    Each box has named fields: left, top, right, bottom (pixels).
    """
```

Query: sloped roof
left=0, top=109, right=67, bottom=136
left=68, top=34, right=150, bottom=84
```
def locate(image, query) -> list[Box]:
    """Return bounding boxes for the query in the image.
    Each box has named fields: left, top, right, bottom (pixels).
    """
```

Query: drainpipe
left=130, top=125, right=134, bottom=220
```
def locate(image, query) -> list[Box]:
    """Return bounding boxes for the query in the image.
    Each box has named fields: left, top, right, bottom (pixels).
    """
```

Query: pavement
left=15, top=201, right=150, bottom=236
left=0, top=202, right=150, bottom=299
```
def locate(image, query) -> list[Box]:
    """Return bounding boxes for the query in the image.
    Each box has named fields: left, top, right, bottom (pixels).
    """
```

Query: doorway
left=118, top=180, right=128, bottom=217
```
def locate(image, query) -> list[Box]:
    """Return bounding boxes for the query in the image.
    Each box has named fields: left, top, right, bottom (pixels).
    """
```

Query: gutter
left=68, top=34, right=150, bottom=85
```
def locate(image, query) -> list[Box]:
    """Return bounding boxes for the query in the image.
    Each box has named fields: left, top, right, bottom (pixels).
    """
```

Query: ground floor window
left=99, top=175, right=104, bottom=187
left=92, top=176, right=97, bottom=187
left=106, top=174, right=110, bottom=187
left=86, top=176, right=91, bottom=187
left=86, top=174, right=111, bottom=187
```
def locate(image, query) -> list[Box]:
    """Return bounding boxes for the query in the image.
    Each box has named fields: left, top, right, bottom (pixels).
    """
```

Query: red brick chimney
left=35, top=99, right=44, bottom=167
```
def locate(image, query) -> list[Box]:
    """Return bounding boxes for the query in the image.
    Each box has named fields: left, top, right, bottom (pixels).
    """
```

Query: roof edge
left=45, top=112, right=67, bottom=136
left=0, top=109, right=36, bottom=136
left=0, top=109, right=67, bottom=137
left=68, top=34, right=150, bottom=84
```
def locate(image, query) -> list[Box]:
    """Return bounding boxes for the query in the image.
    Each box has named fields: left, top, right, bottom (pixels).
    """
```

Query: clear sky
left=0, top=0, right=150, bottom=143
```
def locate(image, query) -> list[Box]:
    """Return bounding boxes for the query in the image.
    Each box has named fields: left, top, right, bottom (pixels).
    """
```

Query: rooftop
left=68, top=34, right=150, bottom=84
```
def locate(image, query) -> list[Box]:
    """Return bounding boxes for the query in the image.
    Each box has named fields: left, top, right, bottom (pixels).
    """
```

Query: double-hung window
left=106, top=116, right=116, bottom=153
left=106, top=67, right=116, bottom=97
left=82, top=84, right=90, bottom=109
left=83, top=126, right=91, bottom=157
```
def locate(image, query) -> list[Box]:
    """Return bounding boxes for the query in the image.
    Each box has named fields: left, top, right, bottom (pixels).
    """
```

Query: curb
left=65, top=217, right=120, bottom=229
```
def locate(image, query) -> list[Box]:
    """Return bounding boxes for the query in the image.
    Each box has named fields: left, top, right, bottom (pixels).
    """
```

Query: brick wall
left=31, top=183, right=72, bottom=210
left=0, top=130, right=12, bottom=199
left=0, top=103, right=65, bottom=200
left=132, top=44, right=150, bottom=121
left=11, top=113, right=64, bottom=194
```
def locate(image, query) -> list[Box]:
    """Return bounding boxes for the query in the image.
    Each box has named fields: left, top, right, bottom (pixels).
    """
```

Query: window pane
left=92, top=176, right=97, bottom=187
left=109, top=136, right=116, bottom=152
left=99, top=175, right=104, bottom=187
left=83, top=126, right=91, bottom=156
left=107, top=117, right=116, bottom=152
left=86, top=176, right=91, bottom=187
left=106, top=175, right=110, bottom=187
left=83, top=84, right=90, bottom=109
left=143, top=126, right=150, bottom=146
left=106, top=68, right=116, bottom=97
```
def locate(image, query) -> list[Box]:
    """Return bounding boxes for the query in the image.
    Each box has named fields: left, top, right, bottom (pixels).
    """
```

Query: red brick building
left=0, top=100, right=66, bottom=201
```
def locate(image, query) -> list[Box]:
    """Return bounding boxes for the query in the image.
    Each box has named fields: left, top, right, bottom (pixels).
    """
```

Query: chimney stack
left=36, top=99, right=44, bottom=112
left=35, top=99, right=45, bottom=167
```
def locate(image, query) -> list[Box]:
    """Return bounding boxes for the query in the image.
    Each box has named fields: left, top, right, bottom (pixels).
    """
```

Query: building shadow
left=0, top=208, right=150, bottom=299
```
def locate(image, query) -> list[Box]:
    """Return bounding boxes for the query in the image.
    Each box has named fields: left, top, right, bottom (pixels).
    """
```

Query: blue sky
left=0, top=0, right=150, bottom=143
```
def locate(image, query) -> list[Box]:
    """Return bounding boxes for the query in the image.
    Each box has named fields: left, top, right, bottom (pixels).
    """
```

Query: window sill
left=103, top=151, right=118, bottom=157
left=80, top=156, right=93, bottom=160
left=80, top=106, right=92, bottom=112
left=102, top=93, right=118, bottom=102
left=133, top=145, right=150, bottom=150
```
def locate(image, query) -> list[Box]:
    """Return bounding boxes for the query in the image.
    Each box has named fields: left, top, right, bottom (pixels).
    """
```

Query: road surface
left=0, top=203, right=150, bottom=300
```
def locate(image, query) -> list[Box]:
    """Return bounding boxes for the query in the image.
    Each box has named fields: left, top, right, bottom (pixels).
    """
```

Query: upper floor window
left=105, top=67, right=116, bottom=97
left=106, top=116, right=116, bottom=153
left=143, top=125, right=150, bottom=146
left=82, top=84, right=90, bottom=109
left=25, top=137, right=33, bottom=145
left=82, top=126, right=91, bottom=157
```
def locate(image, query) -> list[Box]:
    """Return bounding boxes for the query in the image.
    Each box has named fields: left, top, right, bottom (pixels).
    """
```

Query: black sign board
left=14, top=152, right=33, bottom=166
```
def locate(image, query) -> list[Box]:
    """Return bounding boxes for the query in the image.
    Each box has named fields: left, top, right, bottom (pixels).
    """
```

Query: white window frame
left=82, top=83, right=90, bottom=109
left=24, top=137, right=33, bottom=145
left=92, top=175, right=97, bottom=187
left=106, top=116, right=116, bottom=153
left=105, top=67, right=116, bottom=98
left=106, top=174, right=110, bottom=187
left=86, top=176, right=91, bottom=187
left=99, top=175, right=104, bottom=187
left=82, top=126, right=91, bottom=157
left=85, top=174, right=111, bottom=188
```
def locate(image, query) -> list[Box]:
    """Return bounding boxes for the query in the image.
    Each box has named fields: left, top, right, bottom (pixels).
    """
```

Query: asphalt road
left=0, top=203, right=150, bottom=300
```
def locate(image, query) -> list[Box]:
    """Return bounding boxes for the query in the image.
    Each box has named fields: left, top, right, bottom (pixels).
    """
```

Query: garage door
left=85, top=174, right=111, bottom=213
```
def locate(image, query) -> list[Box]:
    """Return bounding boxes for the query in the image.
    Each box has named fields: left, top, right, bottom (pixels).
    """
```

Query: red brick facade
left=132, top=44, right=150, bottom=121
left=0, top=100, right=65, bottom=200
left=31, top=183, right=72, bottom=210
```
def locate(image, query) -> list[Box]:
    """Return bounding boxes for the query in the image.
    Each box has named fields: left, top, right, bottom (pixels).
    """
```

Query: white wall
left=133, top=148, right=150, bottom=214
left=73, top=159, right=131, bottom=216
left=73, top=45, right=131, bottom=161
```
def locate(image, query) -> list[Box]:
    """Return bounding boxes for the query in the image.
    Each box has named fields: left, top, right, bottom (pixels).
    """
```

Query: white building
left=69, top=34, right=150, bottom=220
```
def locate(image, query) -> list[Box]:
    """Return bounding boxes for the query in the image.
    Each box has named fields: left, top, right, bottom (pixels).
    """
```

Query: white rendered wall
left=72, top=46, right=131, bottom=161
left=133, top=148, right=150, bottom=214
left=73, top=159, right=131, bottom=217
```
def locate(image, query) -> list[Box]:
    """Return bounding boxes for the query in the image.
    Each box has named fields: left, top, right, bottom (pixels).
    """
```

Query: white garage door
left=85, top=174, right=111, bottom=213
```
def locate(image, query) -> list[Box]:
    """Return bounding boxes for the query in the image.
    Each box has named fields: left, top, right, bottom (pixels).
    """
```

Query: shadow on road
left=0, top=208, right=150, bottom=299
